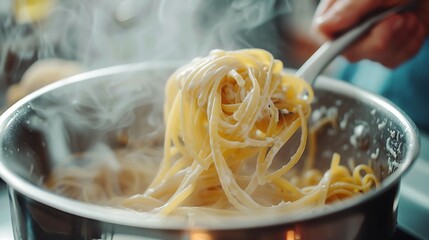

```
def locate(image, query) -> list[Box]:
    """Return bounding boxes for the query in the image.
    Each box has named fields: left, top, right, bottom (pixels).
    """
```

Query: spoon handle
left=295, top=0, right=418, bottom=85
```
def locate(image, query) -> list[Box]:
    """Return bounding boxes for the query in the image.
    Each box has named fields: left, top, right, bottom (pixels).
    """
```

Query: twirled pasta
left=46, top=49, right=379, bottom=217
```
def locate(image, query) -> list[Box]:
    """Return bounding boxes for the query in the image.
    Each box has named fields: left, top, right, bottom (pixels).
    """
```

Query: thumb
left=313, top=0, right=383, bottom=39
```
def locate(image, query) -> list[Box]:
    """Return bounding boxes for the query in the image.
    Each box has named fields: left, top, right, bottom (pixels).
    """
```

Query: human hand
left=312, top=0, right=429, bottom=68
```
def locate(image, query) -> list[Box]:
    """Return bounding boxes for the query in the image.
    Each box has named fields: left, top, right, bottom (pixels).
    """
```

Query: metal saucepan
left=0, top=62, right=419, bottom=240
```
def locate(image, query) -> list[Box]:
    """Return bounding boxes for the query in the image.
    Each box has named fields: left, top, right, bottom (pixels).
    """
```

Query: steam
left=1, top=0, right=292, bottom=77
left=1, top=0, right=294, bottom=152
left=2, top=0, right=296, bottom=188
left=28, top=67, right=169, bottom=164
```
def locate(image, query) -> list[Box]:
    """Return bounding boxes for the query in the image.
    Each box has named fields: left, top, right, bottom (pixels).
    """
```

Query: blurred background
left=0, top=0, right=428, bottom=239
left=0, top=0, right=322, bottom=105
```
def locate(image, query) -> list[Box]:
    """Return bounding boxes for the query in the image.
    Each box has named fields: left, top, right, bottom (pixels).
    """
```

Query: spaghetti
left=46, top=49, right=379, bottom=217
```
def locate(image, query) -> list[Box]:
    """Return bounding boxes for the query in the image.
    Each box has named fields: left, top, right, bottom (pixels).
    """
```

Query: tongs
left=295, top=0, right=418, bottom=85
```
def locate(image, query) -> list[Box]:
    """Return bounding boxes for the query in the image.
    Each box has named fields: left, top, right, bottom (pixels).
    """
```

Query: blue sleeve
left=382, top=39, right=429, bottom=132
left=337, top=38, right=429, bottom=133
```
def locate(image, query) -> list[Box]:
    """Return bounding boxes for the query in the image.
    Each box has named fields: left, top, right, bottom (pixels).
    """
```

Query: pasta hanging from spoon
left=46, top=49, right=379, bottom=217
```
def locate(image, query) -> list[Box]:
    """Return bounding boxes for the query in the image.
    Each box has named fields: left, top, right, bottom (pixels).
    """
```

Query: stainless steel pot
left=0, top=62, right=420, bottom=240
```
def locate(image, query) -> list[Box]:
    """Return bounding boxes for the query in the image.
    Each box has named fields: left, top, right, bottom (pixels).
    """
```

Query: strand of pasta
left=45, top=49, right=380, bottom=218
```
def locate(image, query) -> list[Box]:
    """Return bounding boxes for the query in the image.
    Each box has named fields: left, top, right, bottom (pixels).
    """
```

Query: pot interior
left=0, top=63, right=419, bottom=228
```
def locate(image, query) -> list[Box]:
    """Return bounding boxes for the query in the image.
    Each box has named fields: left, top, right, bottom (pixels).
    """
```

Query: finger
left=312, top=0, right=337, bottom=42
left=343, top=13, right=426, bottom=68
left=378, top=14, right=421, bottom=67
left=342, top=14, right=404, bottom=62
left=314, top=0, right=383, bottom=38
left=382, top=21, right=426, bottom=68
left=313, top=0, right=409, bottom=39
left=313, top=0, right=337, bottom=19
